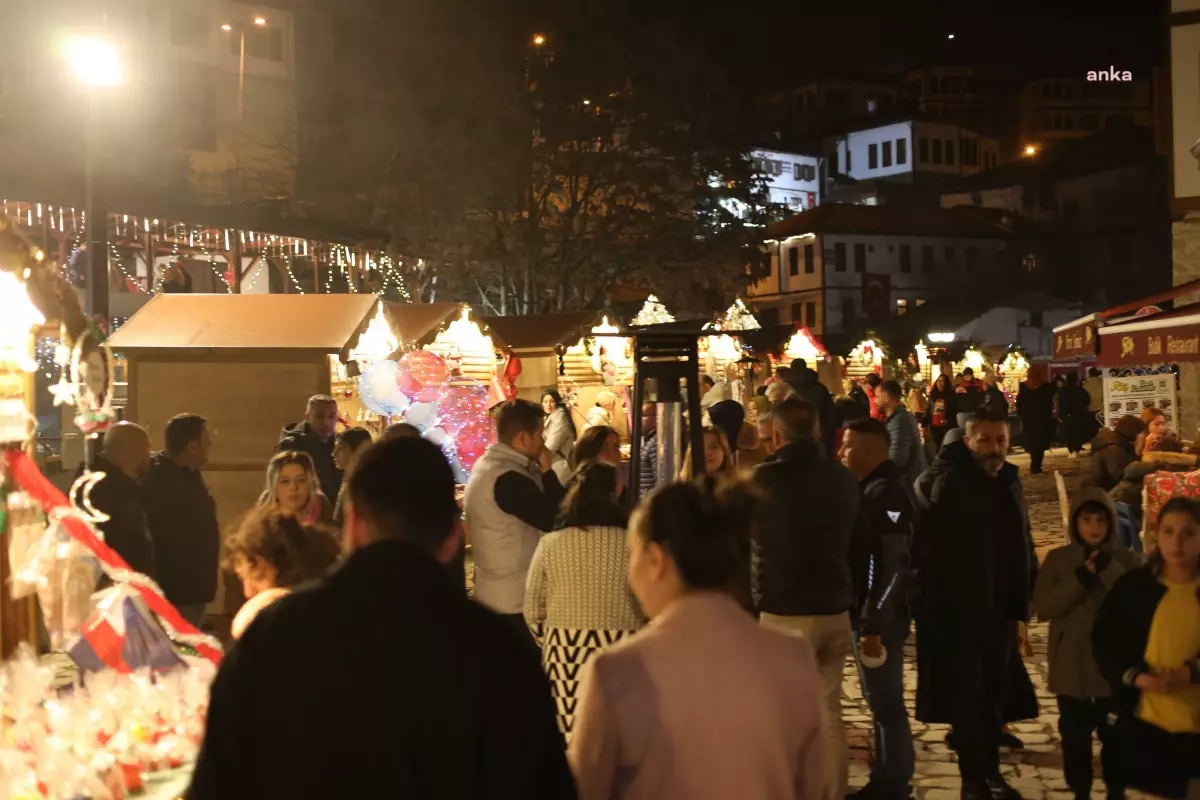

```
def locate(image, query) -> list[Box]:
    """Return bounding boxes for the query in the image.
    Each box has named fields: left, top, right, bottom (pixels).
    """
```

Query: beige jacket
left=569, top=592, right=825, bottom=800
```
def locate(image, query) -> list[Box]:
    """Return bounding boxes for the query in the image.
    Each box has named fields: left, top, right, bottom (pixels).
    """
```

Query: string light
left=282, top=253, right=306, bottom=294
left=632, top=294, right=674, bottom=326
left=109, top=242, right=147, bottom=293
left=35, top=337, right=61, bottom=382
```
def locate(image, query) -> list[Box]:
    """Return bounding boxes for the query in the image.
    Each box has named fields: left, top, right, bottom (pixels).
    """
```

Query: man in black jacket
left=189, top=437, right=576, bottom=800
left=752, top=397, right=861, bottom=800
left=143, top=414, right=218, bottom=628
left=789, top=358, right=836, bottom=457
left=840, top=417, right=917, bottom=800
left=913, top=405, right=1037, bottom=800
left=79, top=422, right=156, bottom=578
left=276, top=394, right=341, bottom=502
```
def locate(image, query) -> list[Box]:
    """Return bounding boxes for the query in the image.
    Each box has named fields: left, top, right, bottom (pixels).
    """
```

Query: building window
left=882, top=141, right=893, bottom=168
left=834, top=242, right=847, bottom=272
left=922, top=245, right=934, bottom=272
left=945, top=140, right=955, bottom=166
left=897, top=138, right=907, bottom=165
left=1106, top=114, right=1134, bottom=129
left=1030, top=310, right=1044, bottom=328
left=868, top=143, right=878, bottom=170
left=897, top=298, right=908, bottom=316
left=931, top=139, right=943, bottom=164
left=919, top=137, right=929, bottom=163
left=238, top=25, right=286, bottom=61
left=854, top=243, right=866, bottom=273
left=805, top=301, right=817, bottom=327
left=787, top=247, right=799, bottom=276
left=793, top=163, right=804, bottom=181
left=759, top=307, right=780, bottom=326
left=1064, top=115, right=1075, bottom=131
left=170, top=9, right=209, bottom=48
left=791, top=303, right=805, bottom=323
left=899, top=244, right=912, bottom=273
left=945, top=246, right=956, bottom=267
left=846, top=147, right=852, bottom=172
left=841, top=297, right=856, bottom=326
left=916, top=298, right=926, bottom=306
left=804, top=244, right=815, bottom=274
left=1080, top=113, right=1098, bottom=130
left=965, top=246, right=977, bottom=273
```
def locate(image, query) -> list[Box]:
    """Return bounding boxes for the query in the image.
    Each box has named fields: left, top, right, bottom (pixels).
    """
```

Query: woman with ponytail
left=568, top=476, right=824, bottom=800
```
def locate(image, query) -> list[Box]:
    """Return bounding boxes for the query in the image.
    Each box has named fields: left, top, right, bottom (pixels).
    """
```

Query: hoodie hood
left=1068, top=486, right=1119, bottom=549
left=1090, top=427, right=1132, bottom=453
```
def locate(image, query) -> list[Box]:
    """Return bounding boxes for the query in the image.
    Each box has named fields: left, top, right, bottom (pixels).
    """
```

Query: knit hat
left=708, top=400, right=745, bottom=454
left=1114, top=415, right=1147, bottom=441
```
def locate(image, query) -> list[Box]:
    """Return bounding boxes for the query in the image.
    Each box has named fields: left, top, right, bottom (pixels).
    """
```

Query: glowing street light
left=947, top=33, right=955, bottom=40
left=63, top=36, right=123, bottom=87
left=254, top=17, right=267, bottom=26
left=221, top=23, right=233, bottom=31
left=532, top=33, right=546, bottom=46
left=582, top=98, right=591, bottom=106
left=1023, top=144, right=1039, bottom=157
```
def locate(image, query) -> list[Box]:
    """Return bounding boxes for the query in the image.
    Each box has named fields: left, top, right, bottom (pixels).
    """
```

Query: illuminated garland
left=632, top=294, right=674, bottom=326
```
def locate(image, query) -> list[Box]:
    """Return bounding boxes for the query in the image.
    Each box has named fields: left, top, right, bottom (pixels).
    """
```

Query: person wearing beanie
left=1086, top=416, right=1147, bottom=492
left=708, top=400, right=745, bottom=466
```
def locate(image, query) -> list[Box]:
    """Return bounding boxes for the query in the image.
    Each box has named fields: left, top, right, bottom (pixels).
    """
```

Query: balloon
left=423, top=427, right=451, bottom=447
left=454, top=416, right=493, bottom=471
left=358, top=361, right=410, bottom=416
left=396, top=350, right=450, bottom=402
left=437, top=380, right=489, bottom=437
left=404, top=401, right=439, bottom=432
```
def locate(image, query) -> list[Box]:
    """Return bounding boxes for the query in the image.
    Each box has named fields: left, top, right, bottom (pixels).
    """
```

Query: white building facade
left=747, top=205, right=1013, bottom=334
left=828, top=119, right=1002, bottom=184
left=750, top=149, right=823, bottom=212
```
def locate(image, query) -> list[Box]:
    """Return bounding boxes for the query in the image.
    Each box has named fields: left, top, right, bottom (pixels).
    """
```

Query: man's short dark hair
left=966, top=404, right=1010, bottom=431
left=381, top=422, right=421, bottom=441
left=772, top=397, right=818, bottom=443
left=880, top=379, right=903, bottom=398
left=336, top=427, right=373, bottom=450
left=164, top=414, right=206, bottom=456
left=494, top=399, right=543, bottom=443
left=864, top=373, right=881, bottom=388
left=347, top=437, right=459, bottom=552
left=307, top=394, right=336, bottom=411
left=791, top=358, right=808, bottom=372
left=1088, top=367, right=1102, bottom=378
left=962, top=367, right=974, bottom=377
left=843, top=416, right=890, bottom=444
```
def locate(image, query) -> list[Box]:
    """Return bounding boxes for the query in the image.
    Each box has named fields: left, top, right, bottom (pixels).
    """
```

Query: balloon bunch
left=358, top=350, right=494, bottom=483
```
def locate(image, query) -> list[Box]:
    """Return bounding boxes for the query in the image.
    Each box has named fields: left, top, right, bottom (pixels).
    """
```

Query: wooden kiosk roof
left=107, top=294, right=378, bottom=354
left=108, top=296, right=472, bottom=360
left=482, top=311, right=604, bottom=351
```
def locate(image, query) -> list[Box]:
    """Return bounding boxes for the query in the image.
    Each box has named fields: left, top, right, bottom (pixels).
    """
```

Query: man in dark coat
left=912, top=405, right=1038, bottom=800
left=275, top=394, right=341, bottom=502
left=143, top=414, right=219, bottom=628
left=1016, top=375, right=1055, bottom=475
left=789, top=358, right=836, bottom=457
left=753, top=397, right=861, bottom=800
left=189, top=437, right=575, bottom=800
left=78, top=422, right=156, bottom=578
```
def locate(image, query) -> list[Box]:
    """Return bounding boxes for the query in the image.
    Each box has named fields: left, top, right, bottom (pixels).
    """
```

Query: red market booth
left=1095, top=306, right=1197, bottom=435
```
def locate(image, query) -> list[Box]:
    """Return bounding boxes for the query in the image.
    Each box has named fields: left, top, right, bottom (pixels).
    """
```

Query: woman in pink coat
left=569, top=476, right=826, bottom=800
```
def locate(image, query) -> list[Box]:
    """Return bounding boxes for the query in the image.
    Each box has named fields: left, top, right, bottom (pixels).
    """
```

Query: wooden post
left=230, top=237, right=243, bottom=294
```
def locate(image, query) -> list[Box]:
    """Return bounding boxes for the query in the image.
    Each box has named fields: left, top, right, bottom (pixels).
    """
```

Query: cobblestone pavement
left=845, top=448, right=1109, bottom=800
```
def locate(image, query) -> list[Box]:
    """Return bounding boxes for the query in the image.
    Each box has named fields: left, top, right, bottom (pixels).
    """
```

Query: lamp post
left=221, top=16, right=266, bottom=121
left=63, top=34, right=121, bottom=464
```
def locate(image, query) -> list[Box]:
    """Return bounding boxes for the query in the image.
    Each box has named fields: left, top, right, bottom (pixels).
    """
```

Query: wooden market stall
left=482, top=311, right=604, bottom=404
left=106, top=294, right=381, bottom=537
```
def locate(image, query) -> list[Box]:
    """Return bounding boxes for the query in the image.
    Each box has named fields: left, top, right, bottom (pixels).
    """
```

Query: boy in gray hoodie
left=1034, top=487, right=1140, bottom=800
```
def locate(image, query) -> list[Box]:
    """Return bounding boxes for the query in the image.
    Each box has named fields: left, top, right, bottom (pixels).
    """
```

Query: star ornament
left=49, top=377, right=76, bottom=407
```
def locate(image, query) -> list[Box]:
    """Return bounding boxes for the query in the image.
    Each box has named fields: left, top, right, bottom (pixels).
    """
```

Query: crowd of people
left=77, top=371, right=1200, bottom=799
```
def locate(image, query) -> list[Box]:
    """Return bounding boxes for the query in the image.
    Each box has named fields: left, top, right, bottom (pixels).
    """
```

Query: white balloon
left=358, top=361, right=410, bottom=416
left=405, top=401, right=439, bottom=432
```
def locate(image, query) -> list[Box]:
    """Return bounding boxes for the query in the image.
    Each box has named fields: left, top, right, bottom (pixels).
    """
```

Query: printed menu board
left=1103, top=374, right=1177, bottom=431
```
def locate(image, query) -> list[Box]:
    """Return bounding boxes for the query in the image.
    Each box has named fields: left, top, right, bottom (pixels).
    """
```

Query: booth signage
left=1102, top=374, right=1177, bottom=431
left=1098, top=321, right=1200, bottom=367
left=1053, top=322, right=1096, bottom=360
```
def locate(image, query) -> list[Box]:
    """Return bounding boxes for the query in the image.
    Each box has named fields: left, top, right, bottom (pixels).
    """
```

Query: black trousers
left=1057, top=695, right=1122, bottom=798
left=951, top=621, right=1013, bottom=783
left=500, top=612, right=538, bottom=652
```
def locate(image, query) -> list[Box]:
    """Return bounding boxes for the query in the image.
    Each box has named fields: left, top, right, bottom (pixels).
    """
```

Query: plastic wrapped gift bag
left=1143, top=468, right=1200, bottom=548
left=69, top=585, right=185, bottom=674
left=10, top=520, right=100, bottom=649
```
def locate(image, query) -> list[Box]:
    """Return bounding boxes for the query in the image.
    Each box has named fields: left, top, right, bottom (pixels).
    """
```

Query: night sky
left=642, top=0, right=1166, bottom=90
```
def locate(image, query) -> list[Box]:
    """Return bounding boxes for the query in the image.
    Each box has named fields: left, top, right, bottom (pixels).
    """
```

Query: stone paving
left=844, top=448, right=1116, bottom=800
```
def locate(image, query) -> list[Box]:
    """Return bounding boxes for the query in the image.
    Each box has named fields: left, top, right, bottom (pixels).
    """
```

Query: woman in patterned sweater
left=524, top=462, right=644, bottom=740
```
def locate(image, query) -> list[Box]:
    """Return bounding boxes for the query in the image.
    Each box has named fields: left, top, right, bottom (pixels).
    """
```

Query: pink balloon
left=395, top=350, right=451, bottom=402
left=437, top=381, right=489, bottom=437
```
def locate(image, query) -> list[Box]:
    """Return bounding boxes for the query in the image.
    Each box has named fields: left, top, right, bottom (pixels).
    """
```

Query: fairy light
left=631, top=294, right=674, bottom=326
left=109, top=243, right=147, bottom=293
left=35, top=337, right=60, bottom=381
left=282, top=253, right=306, bottom=294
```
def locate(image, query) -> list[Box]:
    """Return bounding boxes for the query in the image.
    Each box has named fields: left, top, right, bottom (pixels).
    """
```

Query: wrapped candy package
left=69, top=585, right=186, bottom=675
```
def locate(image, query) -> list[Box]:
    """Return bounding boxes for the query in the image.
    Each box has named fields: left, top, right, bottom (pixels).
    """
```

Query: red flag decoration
left=502, top=353, right=522, bottom=400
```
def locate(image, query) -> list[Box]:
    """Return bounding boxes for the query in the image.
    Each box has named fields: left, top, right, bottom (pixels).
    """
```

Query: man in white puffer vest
left=465, top=399, right=567, bottom=643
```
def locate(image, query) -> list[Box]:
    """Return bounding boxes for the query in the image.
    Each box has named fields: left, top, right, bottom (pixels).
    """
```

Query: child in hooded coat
left=1034, top=487, right=1140, bottom=800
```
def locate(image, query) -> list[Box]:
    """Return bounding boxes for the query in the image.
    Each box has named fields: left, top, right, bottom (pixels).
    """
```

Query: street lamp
left=221, top=16, right=266, bottom=120
left=63, top=36, right=122, bottom=87
left=63, top=34, right=122, bottom=463
left=1023, top=144, right=1039, bottom=157
left=532, top=33, right=546, bottom=46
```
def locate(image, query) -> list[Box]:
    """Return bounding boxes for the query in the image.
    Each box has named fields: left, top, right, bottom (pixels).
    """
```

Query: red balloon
left=455, top=417, right=493, bottom=471
left=438, top=381, right=489, bottom=437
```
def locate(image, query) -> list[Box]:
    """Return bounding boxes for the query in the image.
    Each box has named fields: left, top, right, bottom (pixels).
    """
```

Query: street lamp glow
left=947, top=33, right=955, bottom=39
left=582, top=98, right=591, bottom=106
left=1023, top=144, right=1039, bottom=157
left=254, top=17, right=267, bottom=26
left=63, top=36, right=122, bottom=87
left=221, top=23, right=233, bottom=31
left=532, top=33, right=546, bottom=46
